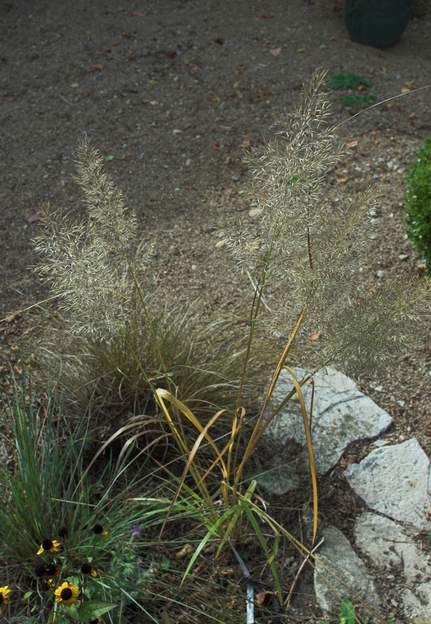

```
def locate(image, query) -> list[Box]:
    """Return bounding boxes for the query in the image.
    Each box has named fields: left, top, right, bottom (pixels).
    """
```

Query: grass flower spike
left=0, top=586, right=10, bottom=606
left=54, top=581, right=79, bottom=606
left=37, top=538, right=61, bottom=556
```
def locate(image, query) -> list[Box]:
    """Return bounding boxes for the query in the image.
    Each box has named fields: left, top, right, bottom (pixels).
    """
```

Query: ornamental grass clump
left=405, top=137, right=431, bottom=275
left=230, top=70, right=430, bottom=375
left=32, top=140, right=260, bottom=426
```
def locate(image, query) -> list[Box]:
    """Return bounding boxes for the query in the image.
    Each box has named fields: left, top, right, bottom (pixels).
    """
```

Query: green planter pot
left=345, top=0, right=412, bottom=48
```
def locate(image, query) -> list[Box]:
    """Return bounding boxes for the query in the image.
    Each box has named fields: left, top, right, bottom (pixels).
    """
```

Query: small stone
left=376, top=270, right=385, bottom=279
left=215, top=240, right=226, bottom=249
left=399, top=254, right=409, bottom=261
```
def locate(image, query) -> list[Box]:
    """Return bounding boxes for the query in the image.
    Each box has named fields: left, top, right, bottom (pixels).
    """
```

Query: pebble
left=376, top=270, right=385, bottom=279
left=215, top=240, right=226, bottom=249
left=399, top=254, right=409, bottom=261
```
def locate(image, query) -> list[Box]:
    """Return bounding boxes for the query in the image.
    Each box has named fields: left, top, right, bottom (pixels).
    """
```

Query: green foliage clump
left=327, top=73, right=377, bottom=109
left=328, top=73, right=371, bottom=90
left=405, top=138, right=431, bottom=274
left=340, top=94, right=377, bottom=108
left=0, top=391, right=165, bottom=623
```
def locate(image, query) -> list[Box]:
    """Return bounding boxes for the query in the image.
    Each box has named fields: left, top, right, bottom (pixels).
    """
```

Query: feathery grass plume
left=32, top=140, right=260, bottom=423
left=231, top=69, right=430, bottom=373
left=33, top=139, right=144, bottom=340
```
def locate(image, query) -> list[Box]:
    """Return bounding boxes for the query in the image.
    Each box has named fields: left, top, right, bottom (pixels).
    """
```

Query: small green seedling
left=340, top=94, right=377, bottom=108
left=328, top=73, right=371, bottom=90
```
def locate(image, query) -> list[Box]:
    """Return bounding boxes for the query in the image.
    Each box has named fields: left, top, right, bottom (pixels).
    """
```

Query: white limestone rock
left=345, top=439, right=431, bottom=531
left=314, top=526, right=379, bottom=613
left=265, top=367, right=392, bottom=479
left=355, top=512, right=431, bottom=622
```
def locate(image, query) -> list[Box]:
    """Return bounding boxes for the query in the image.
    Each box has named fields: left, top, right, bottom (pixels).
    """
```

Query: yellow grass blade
left=155, top=389, right=228, bottom=476
left=234, top=311, right=304, bottom=486
left=171, top=408, right=228, bottom=518
left=284, top=366, right=319, bottom=545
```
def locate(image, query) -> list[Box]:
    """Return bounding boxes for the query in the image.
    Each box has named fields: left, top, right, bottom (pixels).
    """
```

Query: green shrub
left=405, top=137, right=431, bottom=274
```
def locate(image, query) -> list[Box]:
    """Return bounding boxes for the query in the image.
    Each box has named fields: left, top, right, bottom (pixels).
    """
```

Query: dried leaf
left=24, top=210, right=40, bottom=224
left=88, top=64, right=104, bottom=72
left=308, top=330, right=321, bottom=342
left=336, top=175, right=348, bottom=184
left=401, top=80, right=415, bottom=94
left=240, top=138, right=253, bottom=148
left=345, top=139, right=358, bottom=149
left=176, top=544, right=193, bottom=559
left=256, top=591, right=276, bottom=605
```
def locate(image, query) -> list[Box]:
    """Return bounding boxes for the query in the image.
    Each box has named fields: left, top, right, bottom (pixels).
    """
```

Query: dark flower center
left=42, top=539, right=53, bottom=550
left=81, top=563, right=92, bottom=574
left=0, top=594, right=3, bottom=604
left=61, top=587, right=73, bottom=600
left=93, top=524, right=104, bottom=534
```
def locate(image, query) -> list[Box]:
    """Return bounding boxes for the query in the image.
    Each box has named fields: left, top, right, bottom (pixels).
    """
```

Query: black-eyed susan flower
left=37, top=538, right=62, bottom=556
left=93, top=524, right=108, bottom=537
left=81, top=562, right=97, bottom=577
left=0, top=586, right=10, bottom=606
left=35, top=562, right=60, bottom=578
left=54, top=581, right=79, bottom=606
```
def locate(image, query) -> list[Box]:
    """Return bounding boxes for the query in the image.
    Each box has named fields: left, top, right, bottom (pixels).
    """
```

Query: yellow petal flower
left=0, top=586, right=10, bottom=606
left=37, top=538, right=62, bottom=556
left=54, top=581, right=79, bottom=606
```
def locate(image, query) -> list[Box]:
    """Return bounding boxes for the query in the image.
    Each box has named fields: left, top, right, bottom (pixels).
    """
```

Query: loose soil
left=1, top=1, right=431, bottom=622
